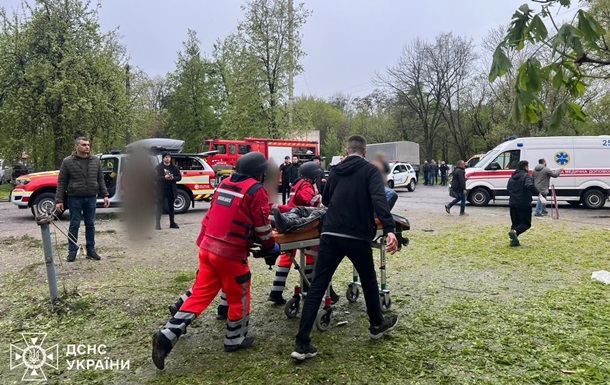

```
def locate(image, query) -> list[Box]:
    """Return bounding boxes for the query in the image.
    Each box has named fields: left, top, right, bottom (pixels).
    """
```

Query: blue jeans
left=535, top=192, right=548, bottom=215
left=448, top=192, right=466, bottom=213
left=68, top=196, right=97, bottom=253
left=385, top=187, right=398, bottom=210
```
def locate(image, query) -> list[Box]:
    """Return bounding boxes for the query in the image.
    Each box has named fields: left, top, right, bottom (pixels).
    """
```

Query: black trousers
left=157, top=190, right=175, bottom=225
left=281, top=183, right=290, bottom=205
left=510, top=206, right=532, bottom=236
left=295, top=235, right=384, bottom=346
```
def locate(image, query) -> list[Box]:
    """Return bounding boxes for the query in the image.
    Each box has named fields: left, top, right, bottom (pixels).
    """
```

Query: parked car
left=10, top=139, right=217, bottom=216
left=387, top=162, right=417, bottom=191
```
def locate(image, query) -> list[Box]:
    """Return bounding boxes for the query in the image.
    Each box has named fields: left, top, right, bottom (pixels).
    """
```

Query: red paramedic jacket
left=277, top=178, right=321, bottom=213
left=196, top=173, right=275, bottom=260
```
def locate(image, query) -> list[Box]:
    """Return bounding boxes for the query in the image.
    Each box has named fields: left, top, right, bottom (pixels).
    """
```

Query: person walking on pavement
left=507, top=160, right=540, bottom=247
left=155, top=153, right=182, bottom=230
left=279, top=156, right=292, bottom=205
left=439, top=161, right=449, bottom=186
left=55, top=137, right=110, bottom=262
left=532, top=158, right=562, bottom=217
left=445, top=160, right=468, bottom=216
left=151, top=152, right=280, bottom=370
left=291, top=135, right=399, bottom=361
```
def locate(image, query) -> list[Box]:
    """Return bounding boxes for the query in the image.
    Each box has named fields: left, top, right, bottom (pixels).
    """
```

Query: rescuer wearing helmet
left=152, top=151, right=280, bottom=370
left=268, top=161, right=322, bottom=305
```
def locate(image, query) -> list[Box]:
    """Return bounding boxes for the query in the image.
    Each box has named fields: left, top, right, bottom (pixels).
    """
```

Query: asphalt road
left=1, top=184, right=609, bottom=238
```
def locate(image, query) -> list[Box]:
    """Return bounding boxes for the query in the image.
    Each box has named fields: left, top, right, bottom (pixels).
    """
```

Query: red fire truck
left=198, top=137, right=320, bottom=180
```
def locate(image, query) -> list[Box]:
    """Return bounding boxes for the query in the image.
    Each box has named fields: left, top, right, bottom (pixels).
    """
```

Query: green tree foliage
left=491, top=0, right=610, bottom=129
left=166, top=29, right=220, bottom=152
left=237, top=0, right=311, bottom=137
left=0, top=0, right=129, bottom=169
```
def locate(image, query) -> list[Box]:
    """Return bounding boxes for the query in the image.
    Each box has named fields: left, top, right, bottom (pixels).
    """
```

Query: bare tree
left=376, top=38, right=446, bottom=160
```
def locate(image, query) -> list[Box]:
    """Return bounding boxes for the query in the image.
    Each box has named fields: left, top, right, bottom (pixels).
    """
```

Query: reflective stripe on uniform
left=217, top=189, right=245, bottom=198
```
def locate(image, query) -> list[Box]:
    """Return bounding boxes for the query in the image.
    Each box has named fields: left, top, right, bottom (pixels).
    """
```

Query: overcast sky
left=2, top=1, right=562, bottom=98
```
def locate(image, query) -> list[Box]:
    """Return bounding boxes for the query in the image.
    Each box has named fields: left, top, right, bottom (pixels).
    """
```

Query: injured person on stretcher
left=268, top=206, right=410, bottom=249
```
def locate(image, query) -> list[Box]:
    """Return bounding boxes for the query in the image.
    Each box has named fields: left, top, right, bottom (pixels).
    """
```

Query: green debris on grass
left=1, top=219, right=610, bottom=384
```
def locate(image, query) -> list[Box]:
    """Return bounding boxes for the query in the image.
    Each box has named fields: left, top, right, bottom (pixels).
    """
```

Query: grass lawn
left=1, top=216, right=609, bottom=384
left=0, top=183, right=13, bottom=200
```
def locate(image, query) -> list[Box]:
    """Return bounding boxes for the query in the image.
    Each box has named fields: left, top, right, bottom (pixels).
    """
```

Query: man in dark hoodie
left=507, top=160, right=540, bottom=247
left=290, top=135, right=399, bottom=362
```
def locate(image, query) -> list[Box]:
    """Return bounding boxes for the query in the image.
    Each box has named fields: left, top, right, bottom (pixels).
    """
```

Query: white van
left=465, top=136, right=610, bottom=209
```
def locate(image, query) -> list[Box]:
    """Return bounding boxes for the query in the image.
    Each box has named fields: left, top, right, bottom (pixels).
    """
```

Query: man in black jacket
left=507, top=160, right=540, bottom=247
left=55, top=137, right=110, bottom=262
left=155, top=153, right=182, bottom=230
left=445, top=160, right=467, bottom=216
left=439, top=161, right=449, bottom=186
left=288, top=155, right=300, bottom=186
left=291, top=135, right=399, bottom=361
left=279, top=156, right=292, bottom=204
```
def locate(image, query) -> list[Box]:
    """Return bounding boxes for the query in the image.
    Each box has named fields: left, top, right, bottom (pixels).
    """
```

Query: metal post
left=40, top=222, right=59, bottom=302
left=34, top=205, right=59, bottom=303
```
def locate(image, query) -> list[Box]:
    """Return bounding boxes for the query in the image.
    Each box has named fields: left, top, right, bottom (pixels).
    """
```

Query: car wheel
left=469, top=188, right=490, bottom=206
left=31, top=192, right=57, bottom=216
left=582, top=189, right=606, bottom=209
left=388, top=180, right=394, bottom=189
left=174, top=189, right=191, bottom=214
left=407, top=179, right=416, bottom=192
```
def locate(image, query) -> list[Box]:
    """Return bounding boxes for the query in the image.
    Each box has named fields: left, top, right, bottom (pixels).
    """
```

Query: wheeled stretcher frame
left=275, top=229, right=389, bottom=332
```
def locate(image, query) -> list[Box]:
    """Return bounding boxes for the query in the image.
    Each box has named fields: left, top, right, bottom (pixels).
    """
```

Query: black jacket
left=321, top=155, right=395, bottom=241
left=507, top=169, right=539, bottom=208
left=440, top=164, right=449, bottom=176
left=56, top=153, right=109, bottom=203
left=155, top=163, right=182, bottom=198
left=288, top=162, right=300, bottom=184
left=279, top=162, right=292, bottom=186
left=450, top=167, right=466, bottom=193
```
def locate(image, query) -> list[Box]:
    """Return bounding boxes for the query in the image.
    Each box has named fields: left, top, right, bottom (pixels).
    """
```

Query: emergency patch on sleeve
left=216, top=192, right=235, bottom=207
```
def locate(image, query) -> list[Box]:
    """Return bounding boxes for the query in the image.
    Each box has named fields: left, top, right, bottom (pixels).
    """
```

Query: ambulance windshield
left=476, top=150, right=499, bottom=168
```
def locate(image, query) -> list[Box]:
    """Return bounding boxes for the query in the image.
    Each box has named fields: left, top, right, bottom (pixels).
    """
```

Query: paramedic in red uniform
left=268, top=161, right=322, bottom=305
left=152, top=152, right=280, bottom=370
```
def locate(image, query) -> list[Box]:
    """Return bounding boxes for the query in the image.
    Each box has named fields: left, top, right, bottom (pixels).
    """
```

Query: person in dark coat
left=507, top=160, right=540, bottom=246
left=423, top=161, right=430, bottom=185
left=155, top=153, right=182, bottom=230
left=288, top=155, right=300, bottom=186
left=290, top=135, right=399, bottom=362
left=445, top=160, right=467, bottom=215
left=279, top=156, right=292, bottom=205
left=55, top=137, right=110, bottom=262
left=312, top=155, right=326, bottom=194
left=439, top=161, right=449, bottom=186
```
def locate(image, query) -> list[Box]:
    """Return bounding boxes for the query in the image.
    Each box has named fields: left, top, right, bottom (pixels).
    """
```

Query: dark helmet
left=236, top=152, right=269, bottom=177
left=299, top=161, right=321, bottom=180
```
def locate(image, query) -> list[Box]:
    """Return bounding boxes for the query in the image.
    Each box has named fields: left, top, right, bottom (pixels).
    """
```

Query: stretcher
left=255, top=214, right=410, bottom=331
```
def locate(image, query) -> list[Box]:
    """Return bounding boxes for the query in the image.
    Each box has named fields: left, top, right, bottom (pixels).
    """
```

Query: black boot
left=152, top=332, right=172, bottom=370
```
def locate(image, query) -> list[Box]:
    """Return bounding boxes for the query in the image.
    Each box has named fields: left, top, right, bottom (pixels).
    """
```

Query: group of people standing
left=422, top=160, right=450, bottom=186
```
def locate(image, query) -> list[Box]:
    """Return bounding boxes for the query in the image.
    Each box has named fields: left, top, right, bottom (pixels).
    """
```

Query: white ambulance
left=465, top=136, right=610, bottom=209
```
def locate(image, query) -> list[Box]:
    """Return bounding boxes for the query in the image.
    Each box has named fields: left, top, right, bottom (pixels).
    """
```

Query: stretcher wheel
left=346, top=283, right=360, bottom=303
left=285, top=297, right=300, bottom=318
left=315, top=309, right=332, bottom=332
left=380, top=294, right=392, bottom=312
